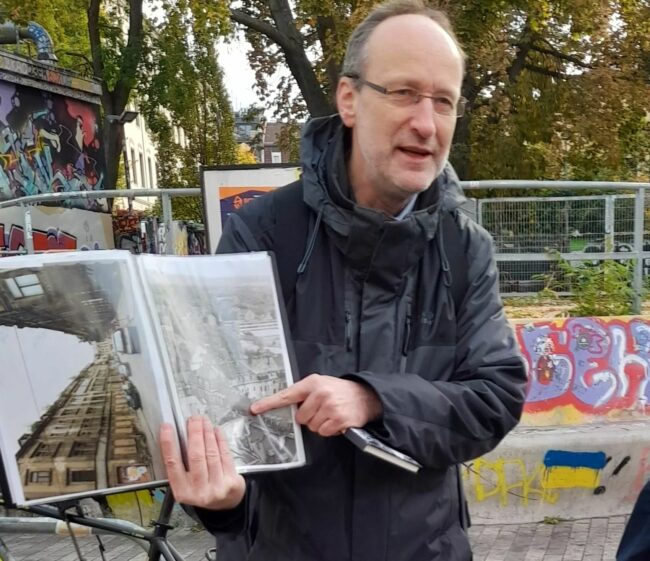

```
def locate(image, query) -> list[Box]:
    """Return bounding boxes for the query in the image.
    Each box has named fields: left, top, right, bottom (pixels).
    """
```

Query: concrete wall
left=465, top=317, right=650, bottom=524
left=98, top=316, right=650, bottom=527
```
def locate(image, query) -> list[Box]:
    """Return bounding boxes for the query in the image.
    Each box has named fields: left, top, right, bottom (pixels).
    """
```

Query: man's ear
left=336, top=78, right=357, bottom=127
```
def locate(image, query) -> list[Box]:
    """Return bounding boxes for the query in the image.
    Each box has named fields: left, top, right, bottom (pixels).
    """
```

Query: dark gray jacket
left=201, top=114, right=527, bottom=561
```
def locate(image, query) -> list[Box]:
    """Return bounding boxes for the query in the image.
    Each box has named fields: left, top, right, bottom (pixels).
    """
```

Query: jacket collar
left=300, top=114, right=465, bottom=287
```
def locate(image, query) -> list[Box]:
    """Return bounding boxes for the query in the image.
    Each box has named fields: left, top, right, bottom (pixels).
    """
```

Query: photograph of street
left=0, top=253, right=172, bottom=506
left=139, top=253, right=305, bottom=471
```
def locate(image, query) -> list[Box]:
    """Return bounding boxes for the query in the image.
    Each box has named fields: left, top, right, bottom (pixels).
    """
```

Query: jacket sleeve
left=216, top=213, right=265, bottom=254
left=349, top=223, right=528, bottom=469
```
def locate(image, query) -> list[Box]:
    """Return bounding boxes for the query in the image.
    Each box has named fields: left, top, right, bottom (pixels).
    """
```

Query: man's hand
left=250, top=374, right=383, bottom=437
left=160, top=416, right=246, bottom=510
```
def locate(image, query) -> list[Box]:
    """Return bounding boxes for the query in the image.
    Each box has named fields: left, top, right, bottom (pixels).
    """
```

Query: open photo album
left=0, top=250, right=305, bottom=507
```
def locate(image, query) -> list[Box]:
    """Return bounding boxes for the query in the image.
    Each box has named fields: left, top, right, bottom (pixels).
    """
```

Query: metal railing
left=0, top=188, right=200, bottom=255
left=461, top=181, right=649, bottom=313
left=1, top=181, right=649, bottom=312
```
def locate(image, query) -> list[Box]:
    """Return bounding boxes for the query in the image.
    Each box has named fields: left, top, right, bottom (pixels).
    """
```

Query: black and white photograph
left=0, top=251, right=173, bottom=506
left=139, top=252, right=305, bottom=472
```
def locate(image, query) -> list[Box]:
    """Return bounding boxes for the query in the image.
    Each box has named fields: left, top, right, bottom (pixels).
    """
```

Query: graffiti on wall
left=517, top=318, right=650, bottom=415
left=0, top=81, right=105, bottom=209
left=464, top=449, right=633, bottom=507
left=0, top=223, right=78, bottom=252
left=0, top=206, right=113, bottom=253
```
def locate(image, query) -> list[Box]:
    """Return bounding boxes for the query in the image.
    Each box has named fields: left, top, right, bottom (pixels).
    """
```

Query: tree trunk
left=231, top=0, right=334, bottom=117
left=87, top=0, right=144, bottom=192
left=103, top=121, right=125, bottom=195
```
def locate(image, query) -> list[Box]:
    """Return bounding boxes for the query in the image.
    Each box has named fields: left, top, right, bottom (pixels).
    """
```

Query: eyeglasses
left=345, top=75, right=467, bottom=118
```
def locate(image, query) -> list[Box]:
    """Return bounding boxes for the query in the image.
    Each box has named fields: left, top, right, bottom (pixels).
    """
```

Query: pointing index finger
left=250, top=380, right=310, bottom=415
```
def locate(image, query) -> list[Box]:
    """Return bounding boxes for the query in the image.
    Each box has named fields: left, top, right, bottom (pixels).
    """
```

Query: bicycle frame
left=1, top=488, right=184, bottom=561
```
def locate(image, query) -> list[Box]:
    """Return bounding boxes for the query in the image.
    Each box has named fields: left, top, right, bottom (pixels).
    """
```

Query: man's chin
left=397, top=174, right=438, bottom=193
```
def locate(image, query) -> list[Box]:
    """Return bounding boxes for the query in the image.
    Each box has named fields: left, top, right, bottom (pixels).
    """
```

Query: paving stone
left=0, top=514, right=632, bottom=560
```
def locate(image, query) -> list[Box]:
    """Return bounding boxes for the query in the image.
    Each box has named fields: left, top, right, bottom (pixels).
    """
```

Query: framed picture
left=201, top=164, right=301, bottom=253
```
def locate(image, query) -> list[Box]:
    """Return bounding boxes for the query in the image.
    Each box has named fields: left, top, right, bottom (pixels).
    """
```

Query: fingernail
left=250, top=403, right=259, bottom=415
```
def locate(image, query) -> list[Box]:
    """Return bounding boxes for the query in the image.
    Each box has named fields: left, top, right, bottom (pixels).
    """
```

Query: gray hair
left=341, top=0, right=466, bottom=79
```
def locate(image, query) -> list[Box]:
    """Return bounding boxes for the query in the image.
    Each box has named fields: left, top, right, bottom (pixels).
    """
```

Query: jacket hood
left=298, top=113, right=466, bottom=291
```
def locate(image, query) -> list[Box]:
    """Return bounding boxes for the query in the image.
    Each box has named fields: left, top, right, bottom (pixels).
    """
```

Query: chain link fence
left=462, top=181, right=649, bottom=313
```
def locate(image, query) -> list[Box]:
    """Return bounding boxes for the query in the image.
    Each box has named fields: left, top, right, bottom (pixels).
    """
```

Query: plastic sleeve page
left=0, top=250, right=171, bottom=506
left=136, top=253, right=305, bottom=473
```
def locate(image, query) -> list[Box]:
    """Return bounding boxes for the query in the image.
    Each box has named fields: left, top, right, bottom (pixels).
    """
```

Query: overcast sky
left=217, top=37, right=259, bottom=111
left=0, top=327, right=94, bottom=448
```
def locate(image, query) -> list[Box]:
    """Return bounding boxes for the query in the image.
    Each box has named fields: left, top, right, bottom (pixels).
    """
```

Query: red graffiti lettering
left=7, top=225, right=77, bottom=252
left=518, top=318, right=650, bottom=416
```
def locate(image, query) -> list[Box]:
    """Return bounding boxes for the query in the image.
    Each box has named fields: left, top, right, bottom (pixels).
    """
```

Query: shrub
left=538, top=254, right=637, bottom=317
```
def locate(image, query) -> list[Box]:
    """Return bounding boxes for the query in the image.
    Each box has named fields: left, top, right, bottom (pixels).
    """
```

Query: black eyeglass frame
left=344, top=74, right=467, bottom=118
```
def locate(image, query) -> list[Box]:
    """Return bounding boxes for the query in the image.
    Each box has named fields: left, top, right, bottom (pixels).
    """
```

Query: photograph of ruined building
left=139, top=253, right=305, bottom=472
left=0, top=252, right=170, bottom=506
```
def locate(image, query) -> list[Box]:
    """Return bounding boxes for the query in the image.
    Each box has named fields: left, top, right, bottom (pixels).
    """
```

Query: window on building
left=148, top=157, right=154, bottom=189
left=78, top=429, right=98, bottom=437
left=69, top=441, right=97, bottom=457
left=130, top=149, right=137, bottom=185
left=271, top=152, right=282, bottom=164
left=67, top=470, right=95, bottom=484
left=4, top=274, right=44, bottom=299
left=31, top=442, right=61, bottom=458
left=139, top=152, right=146, bottom=188
left=61, top=408, right=81, bottom=416
left=27, top=470, right=52, bottom=485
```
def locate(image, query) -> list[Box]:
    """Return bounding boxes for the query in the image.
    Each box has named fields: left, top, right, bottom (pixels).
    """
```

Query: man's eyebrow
left=385, top=78, right=458, bottom=97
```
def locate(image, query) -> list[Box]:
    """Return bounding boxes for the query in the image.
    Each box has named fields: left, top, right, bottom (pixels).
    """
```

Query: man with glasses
left=161, top=1, right=527, bottom=560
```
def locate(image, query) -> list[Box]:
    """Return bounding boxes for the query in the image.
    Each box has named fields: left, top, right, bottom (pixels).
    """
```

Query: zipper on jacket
left=345, top=310, right=352, bottom=352
left=401, top=304, right=412, bottom=356
left=400, top=302, right=412, bottom=373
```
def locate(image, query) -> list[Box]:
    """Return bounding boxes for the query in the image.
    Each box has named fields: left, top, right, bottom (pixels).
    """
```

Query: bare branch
left=524, top=64, right=569, bottom=79
left=530, top=42, right=592, bottom=68
left=230, top=9, right=289, bottom=49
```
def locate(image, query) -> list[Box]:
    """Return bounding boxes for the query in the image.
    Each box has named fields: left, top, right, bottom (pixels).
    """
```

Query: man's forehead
left=359, top=15, right=464, bottom=89
left=364, top=14, right=462, bottom=68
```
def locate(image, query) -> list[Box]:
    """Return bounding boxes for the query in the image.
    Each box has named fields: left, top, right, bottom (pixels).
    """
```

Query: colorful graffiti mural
left=516, top=318, right=650, bottom=416
left=0, top=81, right=105, bottom=208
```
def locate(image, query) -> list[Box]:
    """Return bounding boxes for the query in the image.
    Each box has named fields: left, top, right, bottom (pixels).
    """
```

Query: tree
left=137, top=0, right=236, bottom=221
left=229, top=0, right=650, bottom=181
left=237, top=144, right=258, bottom=163
left=4, top=0, right=237, bottom=203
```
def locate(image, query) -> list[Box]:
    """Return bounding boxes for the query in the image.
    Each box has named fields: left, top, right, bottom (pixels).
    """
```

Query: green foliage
left=0, top=0, right=92, bottom=74
left=232, top=0, right=650, bottom=182
left=137, top=0, right=236, bottom=222
left=277, top=121, right=301, bottom=162
left=540, top=253, right=637, bottom=317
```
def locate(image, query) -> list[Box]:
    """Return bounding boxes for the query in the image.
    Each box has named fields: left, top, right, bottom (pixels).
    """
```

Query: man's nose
left=409, top=99, right=437, bottom=138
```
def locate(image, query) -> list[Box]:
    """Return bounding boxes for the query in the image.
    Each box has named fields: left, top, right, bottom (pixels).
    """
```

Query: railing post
left=23, top=205, right=35, bottom=254
left=604, top=195, right=615, bottom=253
left=161, top=192, right=174, bottom=255
left=633, top=187, right=645, bottom=315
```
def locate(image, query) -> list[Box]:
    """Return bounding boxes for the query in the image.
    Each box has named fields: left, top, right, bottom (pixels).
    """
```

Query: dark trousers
left=617, top=478, right=650, bottom=561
